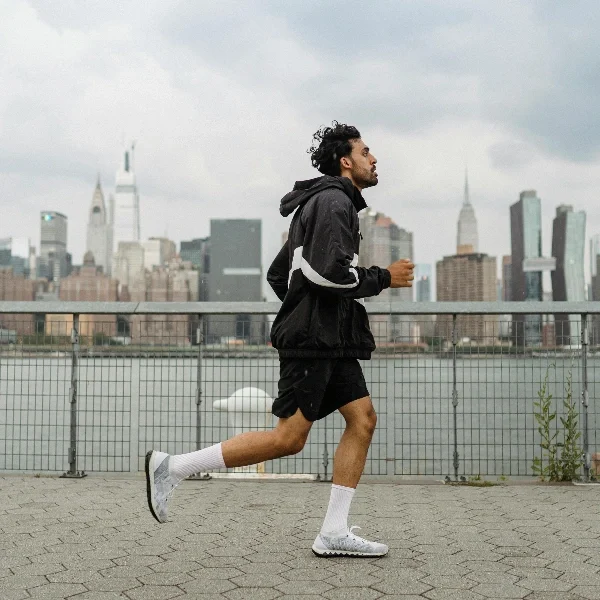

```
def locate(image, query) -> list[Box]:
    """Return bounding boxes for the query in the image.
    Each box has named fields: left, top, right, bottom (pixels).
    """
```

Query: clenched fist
left=386, top=259, right=415, bottom=288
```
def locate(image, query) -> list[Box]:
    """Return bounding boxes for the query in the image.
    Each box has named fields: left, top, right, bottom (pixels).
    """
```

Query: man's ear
left=340, top=156, right=352, bottom=170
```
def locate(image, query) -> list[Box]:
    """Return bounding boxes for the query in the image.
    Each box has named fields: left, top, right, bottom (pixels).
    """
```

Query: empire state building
left=457, top=169, right=478, bottom=253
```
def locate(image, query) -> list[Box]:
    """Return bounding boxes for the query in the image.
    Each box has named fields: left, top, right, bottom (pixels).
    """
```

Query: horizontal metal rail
left=1, top=300, right=599, bottom=315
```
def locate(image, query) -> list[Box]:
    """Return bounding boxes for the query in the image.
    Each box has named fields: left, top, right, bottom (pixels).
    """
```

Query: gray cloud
left=2, top=0, right=600, bottom=295
left=154, top=1, right=600, bottom=161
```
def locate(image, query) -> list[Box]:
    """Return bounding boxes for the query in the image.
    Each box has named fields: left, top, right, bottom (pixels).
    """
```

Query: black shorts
left=272, top=358, right=370, bottom=422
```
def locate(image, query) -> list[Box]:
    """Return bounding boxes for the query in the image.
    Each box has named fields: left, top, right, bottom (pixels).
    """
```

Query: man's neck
left=340, top=173, right=362, bottom=192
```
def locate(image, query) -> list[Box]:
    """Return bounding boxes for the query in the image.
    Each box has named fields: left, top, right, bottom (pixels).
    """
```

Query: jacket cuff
left=382, top=269, right=391, bottom=290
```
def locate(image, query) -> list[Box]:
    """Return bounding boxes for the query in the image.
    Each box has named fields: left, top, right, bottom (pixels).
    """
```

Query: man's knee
left=350, top=406, right=377, bottom=440
left=273, top=413, right=311, bottom=456
left=274, top=431, right=308, bottom=456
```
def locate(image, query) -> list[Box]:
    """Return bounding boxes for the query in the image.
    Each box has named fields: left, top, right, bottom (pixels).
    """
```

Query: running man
left=146, top=122, right=414, bottom=557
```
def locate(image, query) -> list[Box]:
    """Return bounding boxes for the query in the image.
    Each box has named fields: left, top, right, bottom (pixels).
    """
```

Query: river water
left=1, top=355, right=598, bottom=478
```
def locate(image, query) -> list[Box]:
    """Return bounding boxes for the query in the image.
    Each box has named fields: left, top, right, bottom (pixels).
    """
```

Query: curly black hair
left=308, top=121, right=361, bottom=176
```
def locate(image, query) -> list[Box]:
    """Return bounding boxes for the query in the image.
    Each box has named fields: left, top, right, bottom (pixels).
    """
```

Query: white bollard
left=213, top=387, right=273, bottom=473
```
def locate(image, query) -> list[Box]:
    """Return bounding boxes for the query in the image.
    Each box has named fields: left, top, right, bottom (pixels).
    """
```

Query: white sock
left=171, top=443, right=226, bottom=479
left=320, top=484, right=355, bottom=535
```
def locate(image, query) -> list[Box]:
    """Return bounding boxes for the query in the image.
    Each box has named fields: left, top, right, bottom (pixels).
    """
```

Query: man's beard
left=352, top=166, right=378, bottom=189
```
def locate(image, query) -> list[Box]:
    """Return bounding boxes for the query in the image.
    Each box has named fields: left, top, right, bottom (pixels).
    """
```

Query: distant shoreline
left=1, top=346, right=596, bottom=360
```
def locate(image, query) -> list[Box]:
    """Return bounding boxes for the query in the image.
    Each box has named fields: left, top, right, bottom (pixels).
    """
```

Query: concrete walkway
left=1, top=475, right=600, bottom=599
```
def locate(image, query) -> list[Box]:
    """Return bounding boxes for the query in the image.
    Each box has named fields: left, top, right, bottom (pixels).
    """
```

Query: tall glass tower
left=510, top=191, right=543, bottom=346
left=552, top=205, right=586, bottom=344
left=590, top=234, right=600, bottom=299
left=112, top=143, right=140, bottom=256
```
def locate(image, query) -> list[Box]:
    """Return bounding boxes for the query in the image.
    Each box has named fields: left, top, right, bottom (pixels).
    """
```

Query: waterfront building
left=551, top=205, right=586, bottom=344
left=436, top=252, right=497, bottom=342
left=359, top=210, right=415, bottom=343
left=38, top=211, right=68, bottom=283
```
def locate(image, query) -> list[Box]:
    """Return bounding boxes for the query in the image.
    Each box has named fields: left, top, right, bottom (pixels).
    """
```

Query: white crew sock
left=171, top=442, right=226, bottom=479
left=320, top=484, right=356, bottom=535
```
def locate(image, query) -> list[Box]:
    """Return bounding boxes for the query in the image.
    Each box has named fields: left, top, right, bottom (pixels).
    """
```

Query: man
left=145, top=122, right=414, bottom=557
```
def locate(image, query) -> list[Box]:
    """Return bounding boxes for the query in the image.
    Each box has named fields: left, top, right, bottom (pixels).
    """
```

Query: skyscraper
left=457, top=169, right=478, bottom=253
left=206, top=219, right=263, bottom=342
left=590, top=234, right=600, bottom=344
left=112, top=143, right=140, bottom=257
left=86, top=176, right=112, bottom=274
left=415, top=264, right=432, bottom=302
left=0, top=238, right=10, bottom=267
left=436, top=253, right=497, bottom=341
left=510, top=191, right=543, bottom=346
left=502, top=256, right=512, bottom=301
left=590, top=234, right=600, bottom=300
left=359, top=210, right=414, bottom=342
left=112, top=242, right=145, bottom=290
left=180, top=237, right=210, bottom=300
left=0, top=237, right=34, bottom=277
left=143, top=237, right=177, bottom=270
left=130, top=256, right=200, bottom=344
left=551, top=205, right=586, bottom=344
left=38, top=211, right=68, bottom=283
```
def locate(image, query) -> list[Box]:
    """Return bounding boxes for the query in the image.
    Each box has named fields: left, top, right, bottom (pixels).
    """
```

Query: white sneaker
left=312, top=526, right=389, bottom=557
left=145, top=450, right=182, bottom=523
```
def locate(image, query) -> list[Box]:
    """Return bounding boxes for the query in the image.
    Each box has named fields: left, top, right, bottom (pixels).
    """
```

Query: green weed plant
left=532, top=363, right=583, bottom=482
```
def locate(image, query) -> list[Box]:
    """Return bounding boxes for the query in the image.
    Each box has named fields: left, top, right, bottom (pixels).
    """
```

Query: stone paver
left=1, top=475, right=599, bottom=599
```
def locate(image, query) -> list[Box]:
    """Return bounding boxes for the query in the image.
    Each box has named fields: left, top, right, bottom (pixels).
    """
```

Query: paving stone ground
left=1, top=475, right=600, bottom=599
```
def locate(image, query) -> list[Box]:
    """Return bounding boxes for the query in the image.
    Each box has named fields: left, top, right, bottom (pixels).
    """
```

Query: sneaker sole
left=145, top=451, right=164, bottom=524
left=311, top=546, right=387, bottom=558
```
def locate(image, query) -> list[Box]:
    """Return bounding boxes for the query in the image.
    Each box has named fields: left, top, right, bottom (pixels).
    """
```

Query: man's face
left=346, top=138, right=378, bottom=189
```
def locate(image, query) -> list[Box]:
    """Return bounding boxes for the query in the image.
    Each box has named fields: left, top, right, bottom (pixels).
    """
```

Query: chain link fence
left=0, top=302, right=598, bottom=481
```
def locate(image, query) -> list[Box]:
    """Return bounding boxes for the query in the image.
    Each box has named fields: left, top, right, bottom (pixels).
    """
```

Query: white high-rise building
left=143, top=238, right=177, bottom=270
left=457, top=169, right=478, bottom=253
left=86, top=176, right=112, bottom=274
left=112, top=142, right=140, bottom=257
left=113, top=241, right=145, bottom=290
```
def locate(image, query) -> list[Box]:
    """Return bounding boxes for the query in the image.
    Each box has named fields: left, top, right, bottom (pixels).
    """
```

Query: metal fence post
left=192, top=315, right=210, bottom=480
left=61, top=314, right=86, bottom=478
left=321, top=425, right=330, bottom=482
left=581, top=314, right=590, bottom=482
left=451, top=314, right=460, bottom=481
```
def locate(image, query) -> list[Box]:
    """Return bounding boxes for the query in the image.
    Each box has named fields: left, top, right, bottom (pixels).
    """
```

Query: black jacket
left=267, top=175, right=391, bottom=359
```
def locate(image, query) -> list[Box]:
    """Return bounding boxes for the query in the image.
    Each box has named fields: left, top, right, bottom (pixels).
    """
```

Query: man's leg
left=177, top=407, right=313, bottom=474
left=313, top=396, right=387, bottom=556
left=333, top=396, right=377, bottom=487
left=145, top=409, right=313, bottom=523
left=221, top=409, right=312, bottom=465
left=319, top=396, right=376, bottom=535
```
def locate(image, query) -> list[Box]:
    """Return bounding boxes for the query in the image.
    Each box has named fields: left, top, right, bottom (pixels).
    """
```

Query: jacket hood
left=279, top=175, right=367, bottom=217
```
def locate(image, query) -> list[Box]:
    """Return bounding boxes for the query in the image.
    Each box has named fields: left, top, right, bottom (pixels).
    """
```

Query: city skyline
left=2, top=2, right=600, bottom=294
left=4, top=171, right=600, bottom=304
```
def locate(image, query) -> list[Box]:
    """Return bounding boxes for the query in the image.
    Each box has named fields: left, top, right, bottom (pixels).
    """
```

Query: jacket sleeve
left=300, top=193, right=391, bottom=299
left=266, top=240, right=290, bottom=301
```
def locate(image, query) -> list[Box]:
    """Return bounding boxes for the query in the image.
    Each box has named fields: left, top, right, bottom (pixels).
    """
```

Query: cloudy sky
left=2, top=0, right=600, bottom=299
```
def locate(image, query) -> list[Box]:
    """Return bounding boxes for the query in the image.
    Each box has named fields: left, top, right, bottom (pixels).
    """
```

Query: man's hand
left=386, top=259, right=415, bottom=288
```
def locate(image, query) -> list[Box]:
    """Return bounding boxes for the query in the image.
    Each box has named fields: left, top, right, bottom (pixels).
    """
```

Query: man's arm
left=299, top=194, right=391, bottom=299
left=266, top=240, right=290, bottom=301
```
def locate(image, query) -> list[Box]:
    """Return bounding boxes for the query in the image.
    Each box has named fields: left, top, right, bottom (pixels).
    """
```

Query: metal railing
left=1, top=301, right=599, bottom=481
